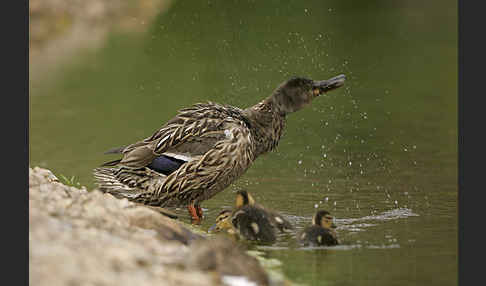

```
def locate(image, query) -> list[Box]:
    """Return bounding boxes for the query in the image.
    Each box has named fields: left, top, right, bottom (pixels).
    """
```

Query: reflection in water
left=30, top=0, right=456, bottom=285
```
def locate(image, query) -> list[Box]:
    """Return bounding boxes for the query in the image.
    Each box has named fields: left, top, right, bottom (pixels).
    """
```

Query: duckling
left=299, top=210, right=339, bottom=247
left=93, top=75, right=345, bottom=223
left=209, top=190, right=292, bottom=243
left=236, top=190, right=293, bottom=232
left=209, top=209, right=239, bottom=240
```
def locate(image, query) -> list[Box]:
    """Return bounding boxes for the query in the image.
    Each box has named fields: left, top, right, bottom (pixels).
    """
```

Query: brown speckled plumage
left=93, top=75, right=345, bottom=216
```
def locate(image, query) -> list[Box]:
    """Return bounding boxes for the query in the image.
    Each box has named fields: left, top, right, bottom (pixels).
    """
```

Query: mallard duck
left=208, top=190, right=292, bottom=243
left=93, top=74, right=345, bottom=222
left=298, top=210, right=339, bottom=246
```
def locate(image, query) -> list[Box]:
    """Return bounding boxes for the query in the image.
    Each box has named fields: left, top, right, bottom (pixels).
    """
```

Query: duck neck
left=243, top=96, right=286, bottom=157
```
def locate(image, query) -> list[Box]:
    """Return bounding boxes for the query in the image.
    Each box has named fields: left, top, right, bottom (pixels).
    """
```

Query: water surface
left=30, top=1, right=457, bottom=285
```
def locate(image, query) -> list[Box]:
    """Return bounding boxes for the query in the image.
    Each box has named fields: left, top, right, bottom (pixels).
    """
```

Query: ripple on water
left=258, top=243, right=401, bottom=251
left=280, top=207, right=419, bottom=230
left=265, top=208, right=419, bottom=248
left=338, top=207, right=419, bottom=225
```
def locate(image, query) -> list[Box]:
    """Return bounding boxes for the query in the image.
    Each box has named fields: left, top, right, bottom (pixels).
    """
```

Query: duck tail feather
left=93, top=167, right=140, bottom=199
left=93, top=167, right=168, bottom=201
left=104, top=146, right=126, bottom=154
left=100, top=159, right=122, bottom=167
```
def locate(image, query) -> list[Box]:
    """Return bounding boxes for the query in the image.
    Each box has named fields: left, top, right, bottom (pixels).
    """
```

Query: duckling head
left=235, top=190, right=256, bottom=208
left=312, top=210, right=337, bottom=230
left=272, top=74, right=345, bottom=115
left=208, top=209, right=235, bottom=234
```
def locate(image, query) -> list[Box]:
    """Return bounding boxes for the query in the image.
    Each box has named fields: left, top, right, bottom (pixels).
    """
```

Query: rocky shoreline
left=29, top=167, right=288, bottom=286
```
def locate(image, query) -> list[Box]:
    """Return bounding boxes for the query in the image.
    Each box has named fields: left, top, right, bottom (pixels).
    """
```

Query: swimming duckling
left=299, top=210, right=339, bottom=246
left=209, top=209, right=239, bottom=240
left=209, top=190, right=292, bottom=243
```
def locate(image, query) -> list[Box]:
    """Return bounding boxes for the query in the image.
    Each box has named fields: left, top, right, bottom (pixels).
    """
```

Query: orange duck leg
left=187, top=204, right=204, bottom=224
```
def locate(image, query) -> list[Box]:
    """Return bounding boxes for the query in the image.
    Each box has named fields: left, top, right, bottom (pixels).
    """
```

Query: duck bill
left=208, top=224, right=219, bottom=233
left=313, top=74, right=346, bottom=94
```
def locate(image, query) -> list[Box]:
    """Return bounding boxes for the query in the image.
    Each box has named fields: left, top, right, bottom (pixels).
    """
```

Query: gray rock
left=186, top=236, right=270, bottom=286
left=29, top=167, right=272, bottom=286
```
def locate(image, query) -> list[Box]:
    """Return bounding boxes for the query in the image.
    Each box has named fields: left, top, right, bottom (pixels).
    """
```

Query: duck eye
left=217, top=214, right=227, bottom=222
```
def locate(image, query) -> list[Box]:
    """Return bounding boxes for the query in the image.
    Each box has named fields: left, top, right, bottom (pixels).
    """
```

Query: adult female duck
left=93, top=75, right=345, bottom=222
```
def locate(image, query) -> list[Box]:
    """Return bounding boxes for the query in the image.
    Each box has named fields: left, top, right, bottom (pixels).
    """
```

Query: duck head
left=272, top=74, right=345, bottom=115
left=235, top=190, right=256, bottom=208
left=208, top=191, right=257, bottom=233
left=208, top=209, right=234, bottom=233
left=312, top=210, right=337, bottom=230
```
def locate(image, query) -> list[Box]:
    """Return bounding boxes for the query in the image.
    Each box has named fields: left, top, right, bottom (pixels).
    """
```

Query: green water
left=30, top=0, right=457, bottom=285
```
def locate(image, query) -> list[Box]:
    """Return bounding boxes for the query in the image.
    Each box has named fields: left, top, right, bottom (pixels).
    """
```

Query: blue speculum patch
left=148, top=155, right=186, bottom=175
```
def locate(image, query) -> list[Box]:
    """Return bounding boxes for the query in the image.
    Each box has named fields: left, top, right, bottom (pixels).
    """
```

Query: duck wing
left=107, top=102, right=249, bottom=169
left=232, top=206, right=277, bottom=243
left=140, top=120, right=256, bottom=207
left=255, top=204, right=293, bottom=232
left=299, top=226, right=338, bottom=246
left=101, top=102, right=256, bottom=207
left=267, top=210, right=293, bottom=232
